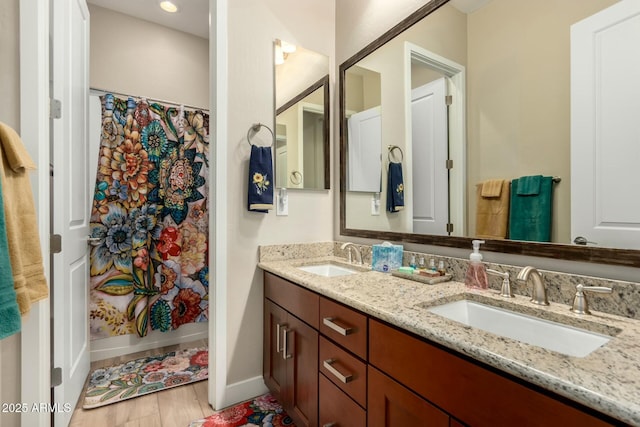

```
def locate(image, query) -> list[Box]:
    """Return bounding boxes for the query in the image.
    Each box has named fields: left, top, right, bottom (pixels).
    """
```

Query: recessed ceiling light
left=160, top=1, right=178, bottom=13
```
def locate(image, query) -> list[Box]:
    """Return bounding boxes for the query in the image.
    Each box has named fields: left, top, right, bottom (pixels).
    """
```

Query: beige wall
left=0, top=1, right=21, bottom=425
left=89, top=5, right=209, bottom=109
left=466, top=0, right=617, bottom=242
left=226, top=0, right=334, bottom=385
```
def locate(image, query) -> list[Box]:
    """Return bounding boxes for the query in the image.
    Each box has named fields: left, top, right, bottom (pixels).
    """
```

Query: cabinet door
left=319, top=374, right=366, bottom=427
left=264, top=300, right=288, bottom=400
left=368, top=366, right=449, bottom=427
left=285, top=314, right=319, bottom=427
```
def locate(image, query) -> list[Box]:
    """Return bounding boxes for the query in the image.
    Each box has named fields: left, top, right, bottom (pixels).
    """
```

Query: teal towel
left=0, top=177, right=21, bottom=339
left=509, top=175, right=553, bottom=242
left=515, top=175, right=542, bottom=195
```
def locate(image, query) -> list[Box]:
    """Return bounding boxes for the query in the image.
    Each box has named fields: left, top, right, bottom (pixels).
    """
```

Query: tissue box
left=372, top=242, right=403, bottom=272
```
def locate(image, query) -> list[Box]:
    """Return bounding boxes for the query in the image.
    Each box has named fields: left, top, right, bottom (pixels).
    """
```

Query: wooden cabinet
left=264, top=272, right=620, bottom=427
left=264, top=273, right=319, bottom=427
left=369, top=319, right=616, bottom=427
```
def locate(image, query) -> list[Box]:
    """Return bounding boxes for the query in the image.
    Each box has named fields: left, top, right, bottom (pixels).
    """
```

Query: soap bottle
left=465, top=240, right=488, bottom=289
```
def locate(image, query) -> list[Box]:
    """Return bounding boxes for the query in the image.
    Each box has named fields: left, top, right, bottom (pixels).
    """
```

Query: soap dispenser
left=465, top=240, right=488, bottom=289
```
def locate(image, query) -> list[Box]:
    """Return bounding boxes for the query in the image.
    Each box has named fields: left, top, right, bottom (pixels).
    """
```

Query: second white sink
left=427, top=300, right=611, bottom=357
left=297, top=263, right=359, bottom=277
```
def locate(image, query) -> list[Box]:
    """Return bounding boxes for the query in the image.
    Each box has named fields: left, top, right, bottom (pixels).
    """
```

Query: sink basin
left=297, top=263, right=359, bottom=277
left=427, top=300, right=611, bottom=357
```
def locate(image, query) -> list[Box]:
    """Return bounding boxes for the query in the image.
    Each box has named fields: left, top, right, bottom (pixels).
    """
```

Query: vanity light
left=160, top=0, right=178, bottom=13
left=280, top=40, right=297, bottom=54
left=274, top=44, right=285, bottom=65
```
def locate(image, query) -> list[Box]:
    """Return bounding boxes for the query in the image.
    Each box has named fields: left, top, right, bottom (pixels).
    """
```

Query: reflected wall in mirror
left=274, top=39, right=330, bottom=189
left=340, top=0, right=640, bottom=266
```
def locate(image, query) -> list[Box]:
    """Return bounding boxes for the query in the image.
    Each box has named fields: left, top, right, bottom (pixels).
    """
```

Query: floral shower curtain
left=89, top=94, right=209, bottom=338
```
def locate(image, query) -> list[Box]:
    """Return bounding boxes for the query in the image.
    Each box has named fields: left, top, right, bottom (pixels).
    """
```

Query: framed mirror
left=340, top=0, right=640, bottom=267
left=275, top=39, right=330, bottom=190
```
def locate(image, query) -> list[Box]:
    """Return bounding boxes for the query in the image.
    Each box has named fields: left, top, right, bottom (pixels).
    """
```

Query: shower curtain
left=89, top=94, right=209, bottom=338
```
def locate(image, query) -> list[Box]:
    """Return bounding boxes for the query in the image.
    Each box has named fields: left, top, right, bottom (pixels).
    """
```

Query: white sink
left=297, top=264, right=359, bottom=277
left=427, top=300, right=611, bottom=357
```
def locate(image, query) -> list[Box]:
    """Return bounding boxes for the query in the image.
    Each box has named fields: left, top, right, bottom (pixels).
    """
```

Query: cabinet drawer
left=319, top=373, right=366, bottom=427
left=319, top=336, right=367, bottom=408
left=369, top=320, right=615, bottom=426
left=265, top=272, right=319, bottom=328
left=319, top=297, right=367, bottom=359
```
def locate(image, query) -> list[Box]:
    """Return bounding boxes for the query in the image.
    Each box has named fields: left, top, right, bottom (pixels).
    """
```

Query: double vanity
left=259, top=243, right=640, bottom=426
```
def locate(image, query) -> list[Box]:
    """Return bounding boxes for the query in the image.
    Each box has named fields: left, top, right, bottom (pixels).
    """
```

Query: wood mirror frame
left=338, top=0, right=639, bottom=268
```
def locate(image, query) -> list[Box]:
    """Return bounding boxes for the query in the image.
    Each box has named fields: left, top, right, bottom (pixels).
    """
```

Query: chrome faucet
left=516, top=266, right=549, bottom=305
left=487, top=269, right=513, bottom=298
left=340, top=242, right=362, bottom=265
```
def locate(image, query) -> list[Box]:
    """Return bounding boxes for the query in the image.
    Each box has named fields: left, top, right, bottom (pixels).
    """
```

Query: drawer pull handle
left=323, top=317, right=353, bottom=336
left=282, top=328, right=292, bottom=360
left=323, top=423, right=336, bottom=427
left=323, top=358, right=353, bottom=383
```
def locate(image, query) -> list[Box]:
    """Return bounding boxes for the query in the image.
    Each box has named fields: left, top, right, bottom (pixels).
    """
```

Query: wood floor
left=69, top=339, right=214, bottom=427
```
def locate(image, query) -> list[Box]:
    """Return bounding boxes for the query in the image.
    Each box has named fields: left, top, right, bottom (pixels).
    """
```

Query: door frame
left=19, top=0, right=51, bottom=425
left=404, top=42, right=466, bottom=236
left=20, top=0, right=229, bottom=424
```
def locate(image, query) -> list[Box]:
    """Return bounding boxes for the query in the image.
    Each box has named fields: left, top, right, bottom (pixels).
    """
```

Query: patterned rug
left=83, top=347, right=208, bottom=409
left=188, top=393, right=295, bottom=427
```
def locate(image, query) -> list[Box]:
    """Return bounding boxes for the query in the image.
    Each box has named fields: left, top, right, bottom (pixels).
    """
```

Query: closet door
left=51, top=0, right=91, bottom=425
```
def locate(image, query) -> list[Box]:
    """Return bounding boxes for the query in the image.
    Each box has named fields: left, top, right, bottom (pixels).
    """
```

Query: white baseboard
left=217, top=376, right=269, bottom=410
left=90, top=322, right=209, bottom=361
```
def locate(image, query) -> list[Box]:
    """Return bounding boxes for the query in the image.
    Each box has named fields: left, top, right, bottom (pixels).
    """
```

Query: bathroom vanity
left=260, top=251, right=639, bottom=426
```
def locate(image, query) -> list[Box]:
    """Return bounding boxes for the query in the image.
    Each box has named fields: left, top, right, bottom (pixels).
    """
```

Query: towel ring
left=290, top=170, right=302, bottom=185
left=388, top=145, right=404, bottom=162
left=247, top=123, right=274, bottom=147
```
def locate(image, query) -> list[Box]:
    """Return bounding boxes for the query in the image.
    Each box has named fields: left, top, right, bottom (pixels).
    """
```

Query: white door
left=411, top=78, right=449, bottom=235
left=51, top=0, right=91, bottom=425
left=347, top=106, right=382, bottom=192
left=571, top=0, right=640, bottom=249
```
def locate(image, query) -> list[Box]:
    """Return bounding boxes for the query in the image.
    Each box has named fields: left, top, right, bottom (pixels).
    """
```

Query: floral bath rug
left=188, top=393, right=295, bottom=427
left=83, top=347, right=208, bottom=409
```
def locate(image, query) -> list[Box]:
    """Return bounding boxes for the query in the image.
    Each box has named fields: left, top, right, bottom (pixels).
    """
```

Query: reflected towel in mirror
left=476, top=179, right=510, bottom=239
left=509, top=175, right=554, bottom=242
left=248, top=145, right=274, bottom=213
left=386, top=162, right=404, bottom=212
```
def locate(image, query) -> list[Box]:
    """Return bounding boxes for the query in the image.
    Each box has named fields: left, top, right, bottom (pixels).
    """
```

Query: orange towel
left=0, top=122, right=48, bottom=315
left=475, top=179, right=510, bottom=239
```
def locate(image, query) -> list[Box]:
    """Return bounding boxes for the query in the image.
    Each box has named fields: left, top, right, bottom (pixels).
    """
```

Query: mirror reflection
left=274, top=39, right=330, bottom=189
left=342, top=0, right=633, bottom=250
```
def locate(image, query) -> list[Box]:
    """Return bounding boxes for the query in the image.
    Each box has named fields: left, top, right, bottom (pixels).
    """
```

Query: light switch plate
left=277, top=189, right=288, bottom=216
left=371, top=193, right=380, bottom=215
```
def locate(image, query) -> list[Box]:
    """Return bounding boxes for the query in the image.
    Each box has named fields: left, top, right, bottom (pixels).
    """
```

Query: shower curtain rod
left=89, top=87, right=209, bottom=112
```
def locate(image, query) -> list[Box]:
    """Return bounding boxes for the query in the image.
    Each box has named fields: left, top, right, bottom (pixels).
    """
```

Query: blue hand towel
left=0, top=176, right=21, bottom=340
left=248, top=145, right=274, bottom=212
left=386, top=162, right=405, bottom=213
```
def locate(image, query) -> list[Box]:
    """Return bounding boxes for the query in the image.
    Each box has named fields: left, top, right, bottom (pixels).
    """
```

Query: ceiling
left=87, top=0, right=209, bottom=39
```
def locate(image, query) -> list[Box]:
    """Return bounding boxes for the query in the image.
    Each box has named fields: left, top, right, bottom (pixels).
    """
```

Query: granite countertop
left=259, top=256, right=640, bottom=426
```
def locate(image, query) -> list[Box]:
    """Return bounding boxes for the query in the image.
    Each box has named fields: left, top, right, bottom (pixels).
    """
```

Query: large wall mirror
left=275, top=39, right=330, bottom=190
left=340, top=0, right=640, bottom=267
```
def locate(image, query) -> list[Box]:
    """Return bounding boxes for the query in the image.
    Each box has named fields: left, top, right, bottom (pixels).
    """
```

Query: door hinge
left=445, top=95, right=453, bottom=106
left=446, top=223, right=454, bottom=233
left=51, top=234, right=62, bottom=254
left=51, top=367, right=62, bottom=388
left=446, top=159, right=453, bottom=169
left=50, top=99, right=62, bottom=119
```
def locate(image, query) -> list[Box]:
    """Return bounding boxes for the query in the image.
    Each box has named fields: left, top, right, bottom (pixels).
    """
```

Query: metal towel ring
left=247, top=123, right=274, bottom=147
left=388, top=145, right=404, bottom=162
